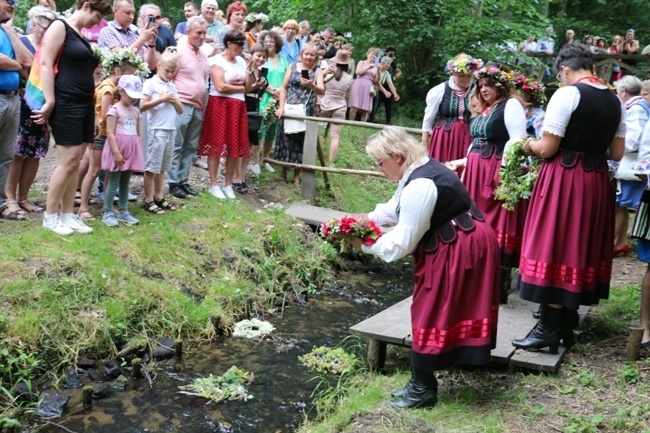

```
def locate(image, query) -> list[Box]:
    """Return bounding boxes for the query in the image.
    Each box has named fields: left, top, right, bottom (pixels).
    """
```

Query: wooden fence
left=524, top=52, right=650, bottom=83
left=264, top=116, right=422, bottom=201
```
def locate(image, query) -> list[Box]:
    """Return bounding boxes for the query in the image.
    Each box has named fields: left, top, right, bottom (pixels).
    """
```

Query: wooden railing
left=264, top=116, right=422, bottom=201
left=523, top=52, right=650, bottom=83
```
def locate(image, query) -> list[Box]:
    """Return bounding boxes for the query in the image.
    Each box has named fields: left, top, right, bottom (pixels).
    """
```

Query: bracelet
left=523, top=139, right=532, bottom=155
left=147, top=44, right=155, bottom=47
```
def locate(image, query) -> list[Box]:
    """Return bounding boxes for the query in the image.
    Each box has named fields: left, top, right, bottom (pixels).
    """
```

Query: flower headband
left=245, top=12, right=269, bottom=23
left=473, top=66, right=512, bottom=87
left=98, top=47, right=151, bottom=78
left=511, top=75, right=547, bottom=106
left=445, top=56, right=484, bottom=75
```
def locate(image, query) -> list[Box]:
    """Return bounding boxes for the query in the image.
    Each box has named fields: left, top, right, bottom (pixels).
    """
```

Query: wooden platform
left=349, top=294, right=589, bottom=373
left=285, top=202, right=347, bottom=227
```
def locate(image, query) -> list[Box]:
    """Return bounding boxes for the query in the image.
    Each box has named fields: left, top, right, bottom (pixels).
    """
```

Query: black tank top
left=54, top=19, right=100, bottom=100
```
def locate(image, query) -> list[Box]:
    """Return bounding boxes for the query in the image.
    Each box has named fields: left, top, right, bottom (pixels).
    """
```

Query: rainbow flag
left=25, top=45, right=60, bottom=111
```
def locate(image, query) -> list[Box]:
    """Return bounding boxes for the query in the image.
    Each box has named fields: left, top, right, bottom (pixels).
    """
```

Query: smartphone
left=301, top=69, right=310, bottom=79
left=260, top=67, right=268, bottom=80
left=147, top=15, right=156, bottom=28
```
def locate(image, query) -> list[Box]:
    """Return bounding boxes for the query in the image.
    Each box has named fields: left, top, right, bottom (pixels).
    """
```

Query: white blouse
left=623, top=96, right=648, bottom=152
left=542, top=85, right=626, bottom=139
left=500, top=98, right=529, bottom=157
left=362, top=156, right=439, bottom=262
left=421, top=76, right=468, bottom=132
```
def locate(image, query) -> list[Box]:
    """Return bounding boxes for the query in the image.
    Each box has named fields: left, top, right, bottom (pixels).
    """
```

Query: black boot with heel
left=512, top=304, right=561, bottom=354
left=500, top=267, right=512, bottom=304
left=390, top=369, right=438, bottom=409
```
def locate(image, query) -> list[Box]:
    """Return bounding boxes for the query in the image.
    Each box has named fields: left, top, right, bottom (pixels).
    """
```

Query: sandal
left=2, top=201, right=26, bottom=221
left=233, top=183, right=248, bottom=194
left=143, top=200, right=165, bottom=215
left=74, top=190, right=82, bottom=206
left=18, top=200, right=44, bottom=213
left=154, top=197, right=176, bottom=211
left=77, top=209, right=96, bottom=221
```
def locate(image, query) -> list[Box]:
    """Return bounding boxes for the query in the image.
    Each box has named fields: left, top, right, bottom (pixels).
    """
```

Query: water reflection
left=41, top=268, right=412, bottom=433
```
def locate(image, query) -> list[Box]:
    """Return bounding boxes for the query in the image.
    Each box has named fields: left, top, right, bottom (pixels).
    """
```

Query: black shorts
left=50, top=97, right=95, bottom=145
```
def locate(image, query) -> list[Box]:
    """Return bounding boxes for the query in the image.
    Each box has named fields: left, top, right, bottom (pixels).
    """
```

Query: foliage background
left=13, top=0, right=650, bottom=105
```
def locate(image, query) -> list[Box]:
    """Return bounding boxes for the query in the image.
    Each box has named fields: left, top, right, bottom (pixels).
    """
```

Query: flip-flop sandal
left=2, top=202, right=25, bottom=221
left=143, top=200, right=166, bottom=214
left=154, top=197, right=176, bottom=211
left=18, top=200, right=44, bottom=213
left=77, top=209, right=96, bottom=221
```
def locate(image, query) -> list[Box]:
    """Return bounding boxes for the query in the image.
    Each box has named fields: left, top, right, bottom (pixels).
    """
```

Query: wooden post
left=627, top=323, right=644, bottom=361
left=367, top=339, right=387, bottom=370
left=302, top=120, right=319, bottom=201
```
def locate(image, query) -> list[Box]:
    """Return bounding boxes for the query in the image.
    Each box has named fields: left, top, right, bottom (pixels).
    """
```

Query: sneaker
left=193, top=158, right=208, bottom=170
left=96, top=191, right=104, bottom=201
left=117, top=210, right=139, bottom=225
left=209, top=185, right=226, bottom=199
left=102, top=211, right=119, bottom=227
left=249, top=164, right=261, bottom=175
left=128, top=192, right=138, bottom=202
left=60, top=212, right=93, bottom=234
left=263, top=162, right=275, bottom=173
left=43, top=213, right=74, bottom=236
left=222, top=185, right=236, bottom=199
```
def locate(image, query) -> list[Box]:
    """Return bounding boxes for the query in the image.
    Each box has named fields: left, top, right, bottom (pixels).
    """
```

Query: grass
left=298, top=283, right=650, bottom=432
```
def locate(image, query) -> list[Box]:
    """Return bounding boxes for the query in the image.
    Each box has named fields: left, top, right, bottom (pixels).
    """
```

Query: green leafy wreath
left=494, top=136, right=543, bottom=211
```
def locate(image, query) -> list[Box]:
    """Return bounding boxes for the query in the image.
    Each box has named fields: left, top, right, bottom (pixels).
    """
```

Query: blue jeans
left=167, top=103, right=204, bottom=185
left=0, top=94, right=20, bottom=209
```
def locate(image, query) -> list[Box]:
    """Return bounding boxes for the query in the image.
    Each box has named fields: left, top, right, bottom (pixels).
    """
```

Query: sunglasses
left=148, top=14, right=162, bottom=20
left=6, top=0, right=15, bottom=5
left=231, top=40, right=245, bottom=47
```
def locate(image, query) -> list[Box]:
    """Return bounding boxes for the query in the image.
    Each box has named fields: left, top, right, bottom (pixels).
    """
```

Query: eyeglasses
left=556, top=66, right=564, bottom=82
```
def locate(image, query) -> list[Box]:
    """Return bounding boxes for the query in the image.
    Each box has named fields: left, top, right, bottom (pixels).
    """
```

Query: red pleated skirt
left=463, top=152, right=528, bottom=268
left=428, top=119, right=472, bottom=163
left=410, top=220, right=500, bottom=371
left=198, top=96, right=249, bottom=158
left=518, top=153, right=615, bottom=309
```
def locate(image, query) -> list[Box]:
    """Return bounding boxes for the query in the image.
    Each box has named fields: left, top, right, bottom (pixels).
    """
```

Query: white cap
left=118, top=75, right=144, bottom=99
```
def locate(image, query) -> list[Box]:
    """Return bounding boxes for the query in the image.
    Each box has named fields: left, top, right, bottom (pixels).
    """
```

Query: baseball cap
left=118, top=75, right=144, bottom=99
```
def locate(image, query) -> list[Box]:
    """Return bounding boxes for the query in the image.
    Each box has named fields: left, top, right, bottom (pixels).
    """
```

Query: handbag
left=615, top=153, right=641, bottom=181
left=247, top=111, right=263, bottom=132
left=283, top=103, right=306, bottom=134
left=631, top=189, right=650, bottom=241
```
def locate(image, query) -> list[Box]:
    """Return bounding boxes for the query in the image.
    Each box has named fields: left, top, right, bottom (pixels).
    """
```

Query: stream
left=40, top=265, right=413, bottom=433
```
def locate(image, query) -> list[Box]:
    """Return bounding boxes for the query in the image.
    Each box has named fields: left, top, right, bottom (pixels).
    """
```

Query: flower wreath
left=445, top=56, right=484, bottom=75
left=244, top=12, right=269, bottom=24
left=473, top=66, right=512, bottom=87
left=98, top=47, right=151, bottom=78
left=511, top=75, right=547, bottom=106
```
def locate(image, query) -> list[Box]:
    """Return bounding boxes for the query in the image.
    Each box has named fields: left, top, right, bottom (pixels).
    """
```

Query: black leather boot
left=512, top=304, right=561, bottom=354
left=559, top=308, right=579, bottom=347
left=390, top=369, right=437, bottom=409
left=500, top=267, right=512, bottom=304
left=391, top=370, right=415, bottom=398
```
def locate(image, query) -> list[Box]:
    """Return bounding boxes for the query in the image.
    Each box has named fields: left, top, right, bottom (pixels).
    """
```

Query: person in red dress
left=421, top=53, right=483, bottom=174
left=513, top=44, right=625, bottom=353
left=447, top=64, right=528, bottom=304
left=346, top=127, right=500, bottom=409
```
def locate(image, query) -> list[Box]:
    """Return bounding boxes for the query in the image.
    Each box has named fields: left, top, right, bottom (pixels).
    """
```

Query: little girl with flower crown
left=101, top=75, right=145, bottom=226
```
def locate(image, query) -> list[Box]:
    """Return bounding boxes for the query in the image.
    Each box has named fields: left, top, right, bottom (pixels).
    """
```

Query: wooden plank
left=491, top=294, right=540, bottom=362
left=301, top=120, right=319, bottom=201
left=285, top=203, right=347, bottom=227
left=349, top=296, right=412, bottom=345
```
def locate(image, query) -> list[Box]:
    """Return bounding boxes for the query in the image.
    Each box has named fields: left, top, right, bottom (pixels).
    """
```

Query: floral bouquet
left=494, top=135, right=543, bottom=211
left=320, top=215, right=382, bottom=253
left=262, top=99, right=279, bottom=123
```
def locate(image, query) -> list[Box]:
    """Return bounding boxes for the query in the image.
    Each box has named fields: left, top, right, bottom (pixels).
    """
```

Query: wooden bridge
left=286, top=203, right=590, bottom=372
